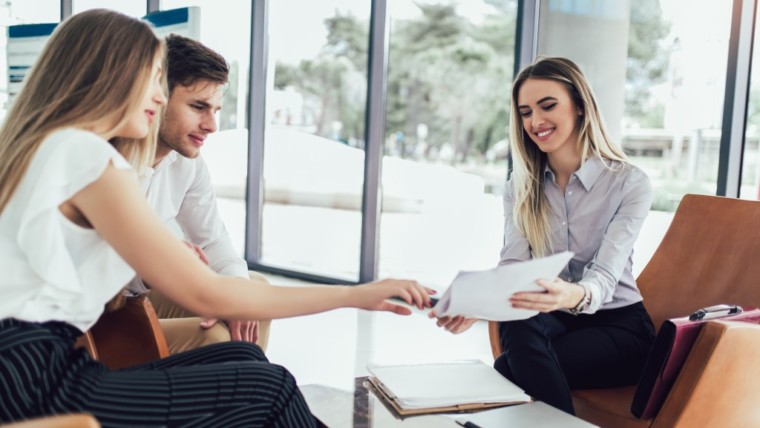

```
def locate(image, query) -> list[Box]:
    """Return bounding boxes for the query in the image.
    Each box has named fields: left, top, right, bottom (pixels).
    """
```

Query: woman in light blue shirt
left=435, top=57, right=655, bottom=414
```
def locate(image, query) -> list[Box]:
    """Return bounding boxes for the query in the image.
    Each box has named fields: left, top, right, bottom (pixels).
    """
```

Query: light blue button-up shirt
left=500, top=157, right=652, bottom=314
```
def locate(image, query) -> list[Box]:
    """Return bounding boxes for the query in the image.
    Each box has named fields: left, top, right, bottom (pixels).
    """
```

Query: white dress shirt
left=127, top=151, right=248, bottom=295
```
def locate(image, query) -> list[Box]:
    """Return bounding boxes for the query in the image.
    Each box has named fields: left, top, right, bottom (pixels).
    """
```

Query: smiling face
left=156, top=80, right=224, bottom=161
left=517, top=78, right=581, bottom=156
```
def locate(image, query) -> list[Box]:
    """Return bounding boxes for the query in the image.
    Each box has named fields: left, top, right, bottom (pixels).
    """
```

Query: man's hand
left=182, top=241, right=260, bottom=344
left=200, top=318, right=259, bottom=343
left=182, top=241, right=209, bottom=265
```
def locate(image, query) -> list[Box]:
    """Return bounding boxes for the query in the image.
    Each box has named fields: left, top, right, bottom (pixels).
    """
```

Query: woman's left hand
left=509, top=278, right=584, bottom=312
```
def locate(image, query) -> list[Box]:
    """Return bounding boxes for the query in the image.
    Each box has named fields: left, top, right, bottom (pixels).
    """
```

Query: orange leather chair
left=77, top=295, right=169, bottom=370
left=489, top=194, right=760, bottom=427
left=1, top=414, right=99, bottom=428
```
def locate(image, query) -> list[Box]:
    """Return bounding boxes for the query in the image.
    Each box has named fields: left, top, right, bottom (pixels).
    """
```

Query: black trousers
left=494, top=302, right=655, bottom=415
left=0, top=318, right=317, bottom=427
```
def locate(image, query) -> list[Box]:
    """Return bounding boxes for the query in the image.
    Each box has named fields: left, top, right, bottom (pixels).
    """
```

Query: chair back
left=77, top=295, right=169, bottom=369
left=637, top=194, right=760, bottom=331
left=489, top=194, right=760, bottom=358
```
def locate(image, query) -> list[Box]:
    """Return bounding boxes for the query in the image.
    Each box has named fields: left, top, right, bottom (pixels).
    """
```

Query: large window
left=138, top=0, right=755, bottom=284
left=741, top=2, right=760, bottom=200
left=73, top=0, right=146, bottom=17
left=378, top=1, right=517, bottom=287
left=536, top=0, right=733, bottom=272
left=264, top=0, right=372, bottom=281
left=0, top=1, right=60, bottom=121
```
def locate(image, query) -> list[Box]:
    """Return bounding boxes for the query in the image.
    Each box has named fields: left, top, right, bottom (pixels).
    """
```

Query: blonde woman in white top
left=0, top=9, right=431, bottom=427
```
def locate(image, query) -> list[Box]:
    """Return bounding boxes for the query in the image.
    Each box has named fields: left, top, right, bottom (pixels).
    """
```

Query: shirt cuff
left=577, top=280, right=602, bottom=314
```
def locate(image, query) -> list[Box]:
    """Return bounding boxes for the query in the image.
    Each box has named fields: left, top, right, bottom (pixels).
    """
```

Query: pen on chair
left=455, top=421, right=483, bottom=428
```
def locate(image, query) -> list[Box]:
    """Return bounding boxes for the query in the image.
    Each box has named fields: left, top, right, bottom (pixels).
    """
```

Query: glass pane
left=741, top=3, right=760, bottom=200
left=264, top=1, right=371, bottom=281
left=536, top=0, right=733, bottom=273
left=0, top=1, right=60, bottom=121
left=160, top=0, right=252, bottom=256
left=379, top=1, right=518, bottom=287
left=73, top=0, right=146, bottom=17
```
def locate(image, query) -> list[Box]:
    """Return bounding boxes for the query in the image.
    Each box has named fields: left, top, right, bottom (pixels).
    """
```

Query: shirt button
left=568, top=191, right=573, bottom=195
left=562, top=221, right=567, bottom=225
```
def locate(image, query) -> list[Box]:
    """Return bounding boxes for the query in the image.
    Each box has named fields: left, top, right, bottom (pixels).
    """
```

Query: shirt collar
left=574, top=157, right=606, bottom=191
left=543, top=156, right=606, bottom=191
left=153, top=150, right=179, bottom=173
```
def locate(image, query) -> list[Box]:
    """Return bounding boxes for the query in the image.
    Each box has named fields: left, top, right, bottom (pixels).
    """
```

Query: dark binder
left=631, top=305, right=760, bottom=419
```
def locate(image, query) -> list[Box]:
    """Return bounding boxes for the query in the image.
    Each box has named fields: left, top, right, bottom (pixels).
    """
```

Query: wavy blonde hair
left=0, top=9, right=163, bottom=213
left=509, top=57, right=628, bottom=257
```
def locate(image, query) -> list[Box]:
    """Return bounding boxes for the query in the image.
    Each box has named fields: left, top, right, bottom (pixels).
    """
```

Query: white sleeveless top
left=0, top=129, right=136, bottom=331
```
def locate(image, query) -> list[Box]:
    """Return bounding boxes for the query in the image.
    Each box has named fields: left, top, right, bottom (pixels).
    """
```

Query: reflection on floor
left=262, top=274, right=493, bottom=391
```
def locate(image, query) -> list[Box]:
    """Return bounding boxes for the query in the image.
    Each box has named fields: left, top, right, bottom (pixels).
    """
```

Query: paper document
left=433, top=251, right=574, bottom=321
left=367, top=360, right=530, bottom=411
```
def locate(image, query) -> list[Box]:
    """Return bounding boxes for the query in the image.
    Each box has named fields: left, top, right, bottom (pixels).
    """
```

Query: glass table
left=300, top=377, right=597, bottom=427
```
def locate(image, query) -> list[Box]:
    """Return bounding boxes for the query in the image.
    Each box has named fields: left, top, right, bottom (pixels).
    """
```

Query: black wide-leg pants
left=0, top=318, right=317, bottom=427
left=494, top=302, right=655, bottom=415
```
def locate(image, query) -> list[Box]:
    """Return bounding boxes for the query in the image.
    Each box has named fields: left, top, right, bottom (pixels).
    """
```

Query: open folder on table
left=367, top=360, right=531, bottom=416
left=432, top=251, right=574, bottom=321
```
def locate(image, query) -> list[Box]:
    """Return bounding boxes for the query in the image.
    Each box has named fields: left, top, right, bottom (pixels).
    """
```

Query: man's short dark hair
left=165, top=34, right=229, bottom=92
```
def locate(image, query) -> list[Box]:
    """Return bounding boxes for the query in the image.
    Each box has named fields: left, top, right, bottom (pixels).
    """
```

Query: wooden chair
left=488, top=194, right=760, bottom=427
left=1, top=414, right=99, bottom=428
left=76, top=295, right=169, bottom=370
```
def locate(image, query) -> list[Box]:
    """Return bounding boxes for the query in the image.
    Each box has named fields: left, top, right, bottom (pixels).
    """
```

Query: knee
left=198, top=322, right=232, bottom=346
left=493, top=353, right=513, bottom=380
left=499, top=318, right=545, bottom=348
left=222, top=341, right=269, bottom=362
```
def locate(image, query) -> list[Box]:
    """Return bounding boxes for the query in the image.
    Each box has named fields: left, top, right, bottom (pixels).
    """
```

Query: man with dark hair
left=129, top=34, right=269, bottom=353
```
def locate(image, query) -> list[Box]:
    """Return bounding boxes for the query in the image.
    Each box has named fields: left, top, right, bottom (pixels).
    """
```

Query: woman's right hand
left=351, top=279, right=435, bottom=315
left=428, top=312, right=478, bottom=334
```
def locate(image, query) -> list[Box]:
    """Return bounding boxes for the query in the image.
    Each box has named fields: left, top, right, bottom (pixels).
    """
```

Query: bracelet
left=569, top=284, right=590, bottom=315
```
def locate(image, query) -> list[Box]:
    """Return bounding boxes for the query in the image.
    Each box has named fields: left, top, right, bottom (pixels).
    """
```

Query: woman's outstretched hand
left=352, top=279, right=436, bottom=315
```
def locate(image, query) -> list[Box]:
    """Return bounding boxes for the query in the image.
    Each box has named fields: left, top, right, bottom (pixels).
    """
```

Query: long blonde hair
left=0, top=9, right=163, bottom=213
left=509, top=57, right=628, bottom=257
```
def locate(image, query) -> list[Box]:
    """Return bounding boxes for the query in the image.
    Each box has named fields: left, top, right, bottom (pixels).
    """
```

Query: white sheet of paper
left=432, top=251, right=574, bottom=321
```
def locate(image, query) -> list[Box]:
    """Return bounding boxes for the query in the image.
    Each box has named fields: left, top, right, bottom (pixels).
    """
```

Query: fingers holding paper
left=428, top=311, right=478, bottom=334
left=354, top=279, right=436, bottom=315
left=510, top=277, right=582, bottom=312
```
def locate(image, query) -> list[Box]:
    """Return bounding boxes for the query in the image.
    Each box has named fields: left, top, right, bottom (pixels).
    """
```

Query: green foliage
left=651, top=181, right=713, bottom=212
left=383, top=2, right=515, bottom=162
left=273, top=2, right=516, bottom=162
left=625, top=0, right=671, bottom=127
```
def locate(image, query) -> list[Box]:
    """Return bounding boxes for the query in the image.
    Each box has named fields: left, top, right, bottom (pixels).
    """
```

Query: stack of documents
left=367, top=360, right=531, bottom=415
left=433, top=251, right=574, bottom=321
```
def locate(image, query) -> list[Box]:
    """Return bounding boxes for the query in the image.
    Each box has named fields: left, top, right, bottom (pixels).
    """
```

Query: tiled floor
left=262, top=274, right=494, bottom=391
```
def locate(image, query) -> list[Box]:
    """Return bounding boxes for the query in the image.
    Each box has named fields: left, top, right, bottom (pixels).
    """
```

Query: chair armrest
left=488, top=321, right=502, bottom=360
left=653, top=320, right=760, bottom=427
left=88, top=295, right=169, bottom=369
left=1, top=414, right=99, bottom=428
